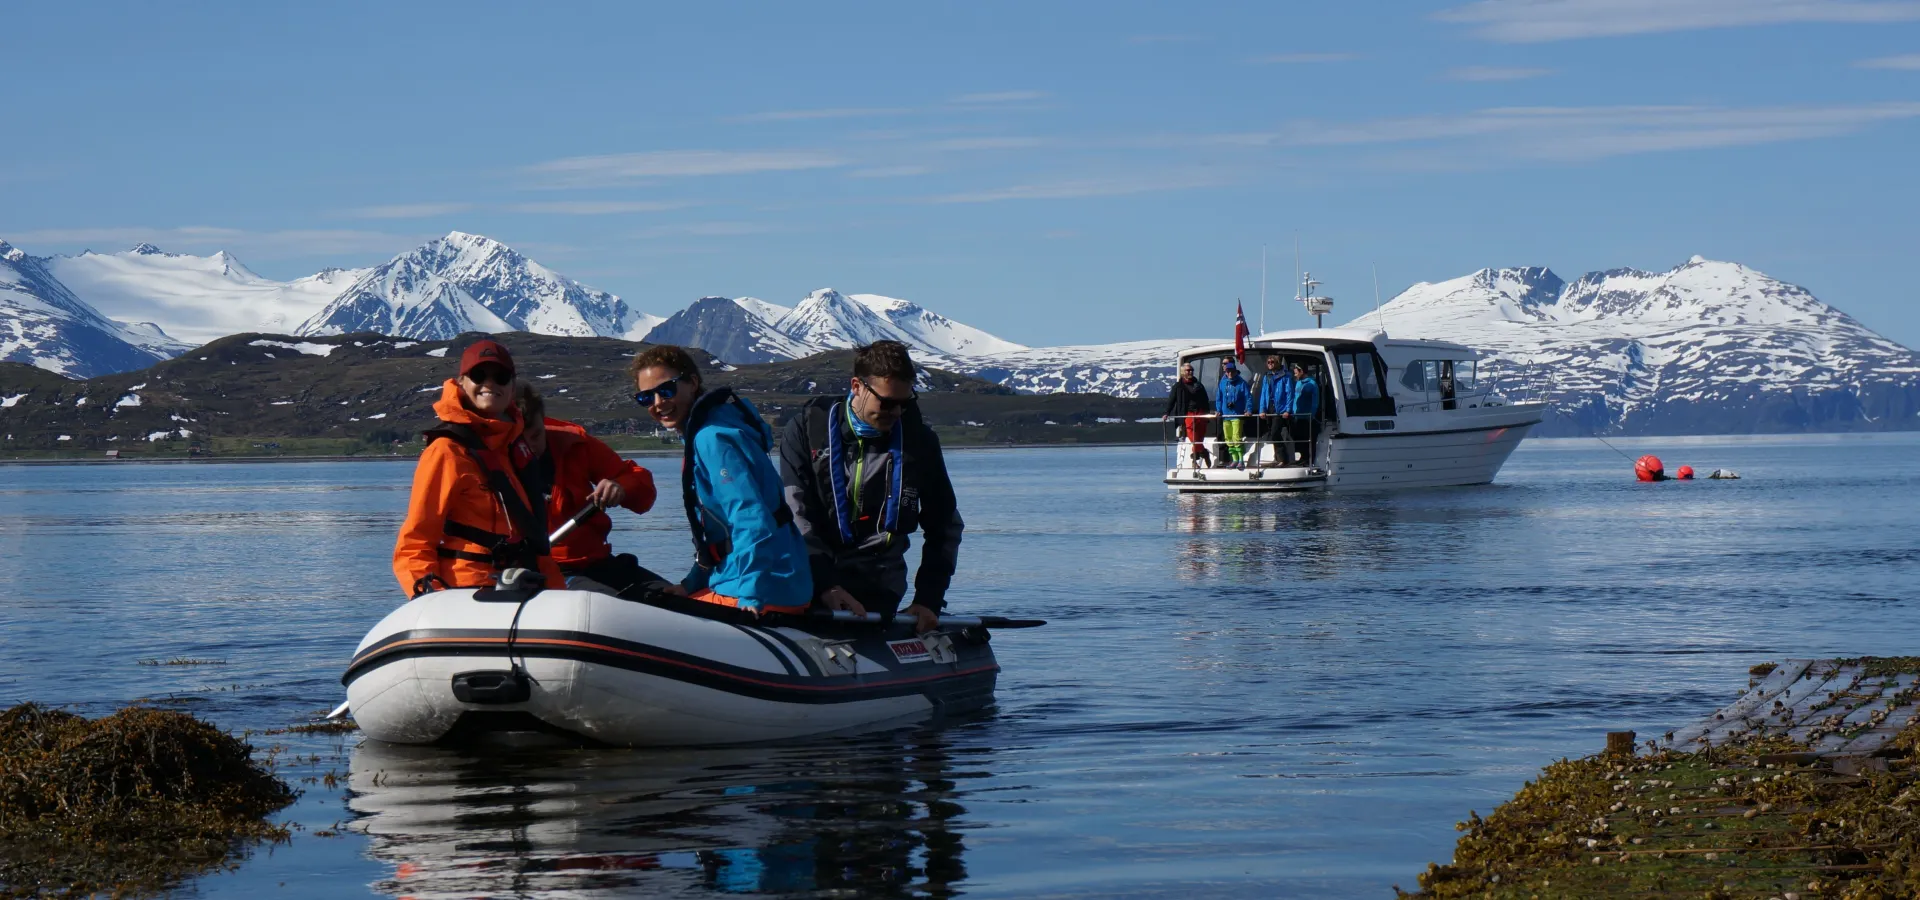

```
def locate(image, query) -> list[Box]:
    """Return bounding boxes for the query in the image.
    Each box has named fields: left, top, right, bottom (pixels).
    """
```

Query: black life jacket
left=421, top=421, right=551, bottom=572
left=680, top=388, right=794, bottom=568
left=798, top=396, right=927, bottom=547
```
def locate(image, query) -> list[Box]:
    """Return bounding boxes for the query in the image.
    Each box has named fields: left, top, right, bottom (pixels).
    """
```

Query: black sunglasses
left=633, top=374, right=686, bottom=407
left=859, top=378, right=917, bottom=411
left=464, top=366, right=513, bottom=386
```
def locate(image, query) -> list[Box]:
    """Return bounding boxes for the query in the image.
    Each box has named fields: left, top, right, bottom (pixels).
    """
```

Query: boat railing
left=1161, top=413, right=1317, bottom=470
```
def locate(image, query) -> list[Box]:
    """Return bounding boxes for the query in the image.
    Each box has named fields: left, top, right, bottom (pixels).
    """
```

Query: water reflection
left=347, top=727, right=982, bottom=898
left=1166, top=490, right=1536, bottom=582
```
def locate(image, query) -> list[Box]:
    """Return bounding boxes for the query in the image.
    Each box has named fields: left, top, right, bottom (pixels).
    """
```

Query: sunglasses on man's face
left=859, top=378, right=917, bottom=412
left=633, top=375, right=685, bottom=407
left=464, top=366, right=513, bottom=386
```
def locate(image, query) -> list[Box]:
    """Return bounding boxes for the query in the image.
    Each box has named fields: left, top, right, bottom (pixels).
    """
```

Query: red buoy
left=1635, top=454, right=1665, bottom=482
left=1676, top=465, right=1695, bottom=480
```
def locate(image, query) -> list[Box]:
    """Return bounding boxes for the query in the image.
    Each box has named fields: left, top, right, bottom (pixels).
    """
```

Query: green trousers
left=1221, top=417, right=1245, bottom=462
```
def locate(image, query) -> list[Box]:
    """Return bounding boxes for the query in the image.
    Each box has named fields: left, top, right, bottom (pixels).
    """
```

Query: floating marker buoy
left=1708, top=468, right=1741, bottom=480
left=1676, top=465, right=1695, bottom=480
left=1634, top=454, right=1666, bottom=482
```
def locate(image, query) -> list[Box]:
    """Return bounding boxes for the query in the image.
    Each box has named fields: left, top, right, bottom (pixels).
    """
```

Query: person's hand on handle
left=821, top=586, right=866, bottom=616
left=659, top=583, right=690, bottom=597
left=587, top=479, right=624, bottom=508
left=904, top=603, right=939, bottom=634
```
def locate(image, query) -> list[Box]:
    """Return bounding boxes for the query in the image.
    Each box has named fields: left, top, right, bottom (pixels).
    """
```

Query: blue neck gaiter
left=846, top=393, right=883, bottom=439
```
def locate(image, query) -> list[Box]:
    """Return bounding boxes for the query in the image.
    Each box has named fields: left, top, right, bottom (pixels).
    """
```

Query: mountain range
left=1, top=230, right=1914, bottom=435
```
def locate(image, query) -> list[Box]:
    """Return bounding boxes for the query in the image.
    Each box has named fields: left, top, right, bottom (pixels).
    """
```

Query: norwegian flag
left=1232, top=301, right=1250, bottom=363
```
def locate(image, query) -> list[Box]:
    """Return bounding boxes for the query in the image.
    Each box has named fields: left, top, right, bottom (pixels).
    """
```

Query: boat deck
left=1164, top=465, right=1328, bottom=492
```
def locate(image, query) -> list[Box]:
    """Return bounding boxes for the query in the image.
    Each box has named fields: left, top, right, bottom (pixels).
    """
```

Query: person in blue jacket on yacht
left=1251, top=354, right=1295, bottom=466
left=630, top=344, right=812, bottom=614
left=1283, top=361, right=1321, bottom=466
left=1215, top=358, right=1251, bottom=465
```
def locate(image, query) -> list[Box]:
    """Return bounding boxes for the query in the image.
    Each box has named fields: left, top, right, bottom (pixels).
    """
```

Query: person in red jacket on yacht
left=516, top=385, right=664, bottom=596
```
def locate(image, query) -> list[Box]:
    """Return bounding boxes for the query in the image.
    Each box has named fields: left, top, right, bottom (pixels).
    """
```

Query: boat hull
left=1164, top=405, right=1542, bottom=493
left=344, top=589, right=998, bottom=746
left=1323, top=413, right=1540, bottom=490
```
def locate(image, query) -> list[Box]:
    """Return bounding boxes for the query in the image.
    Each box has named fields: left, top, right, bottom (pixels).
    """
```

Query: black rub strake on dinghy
left=341, top=586, right=1024, bottom=746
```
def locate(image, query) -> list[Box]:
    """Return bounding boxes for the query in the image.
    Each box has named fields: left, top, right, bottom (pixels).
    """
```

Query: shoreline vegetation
left=1404, top=658, right=1920, bottom=899
left=0, top=703, right=297, bottom=898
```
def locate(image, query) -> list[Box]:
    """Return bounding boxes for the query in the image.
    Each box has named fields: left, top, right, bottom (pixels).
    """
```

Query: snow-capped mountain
left=0, top=240, right=173, bottom=377
left=943, top=339, right=1199, bottom=397
left=47, top=244, right=365, bottom=345
left=1347, top=257, right=1920, bottom=434
left=299, top=232, right=660, bottom=341
left=640, top=287, right=1031, bottom=366
left=848, top=293, right=1027, bottom=356
left=772, top=289, right=918, bottom=350
left=643, top=296, right=822, bottom=364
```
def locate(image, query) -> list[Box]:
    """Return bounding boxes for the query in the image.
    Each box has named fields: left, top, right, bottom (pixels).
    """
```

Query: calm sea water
left=2, top=434, right=1916, bottom=898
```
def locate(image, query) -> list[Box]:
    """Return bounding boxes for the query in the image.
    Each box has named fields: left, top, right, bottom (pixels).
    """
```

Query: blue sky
left=3, top=0, right=1918, bottom=347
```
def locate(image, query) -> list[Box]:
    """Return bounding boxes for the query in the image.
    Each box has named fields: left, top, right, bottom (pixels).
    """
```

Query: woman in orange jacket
left=392, top=339, right=566, bottom=598
left=515, top=385, right=664, bottom=596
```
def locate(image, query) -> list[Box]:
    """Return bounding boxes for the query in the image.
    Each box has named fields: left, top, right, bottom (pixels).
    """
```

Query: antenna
left=1259, top=245, right=1267, bottom=336
left=1372, top=264, right=1385, bottom=335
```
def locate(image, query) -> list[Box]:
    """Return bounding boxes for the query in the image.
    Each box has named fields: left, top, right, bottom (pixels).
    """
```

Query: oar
left=548, top=500, right=602, bottom=544
left=813, top=610, right=1046, bottom=629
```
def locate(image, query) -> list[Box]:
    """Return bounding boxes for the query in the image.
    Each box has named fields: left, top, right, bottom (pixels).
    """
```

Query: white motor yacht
left=1164, top=277, right=1543, bottom=492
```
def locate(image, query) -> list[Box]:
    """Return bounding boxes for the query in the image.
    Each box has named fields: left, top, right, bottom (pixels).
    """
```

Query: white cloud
left=848, top=165, right=934, bottom=178
left=1442, top=65, right=1556, bottom=81
left=929, top=172, right=1227, bottom=203
left=922, top=136, right=1051, bottom=151
left=952, top=90, right=1049, bottom=104
left=526, top=149, right=846, bottom=185
left=727, top=107, right=913, bottom=122
left=1251, top=52, right=1360, bottom=64
left=1437, top=0, right=1920, bottom=43
left=635, top=221, right=776, bottom=238
left=2, top=226, right=418, bottom=259
left=1857, top=52, right=1920, bottom=69
left=507, top=200, right=691, bottom=215
left=342, top=202, right=475, bottom=219
left=1273, top=101, right=1920, bottom=160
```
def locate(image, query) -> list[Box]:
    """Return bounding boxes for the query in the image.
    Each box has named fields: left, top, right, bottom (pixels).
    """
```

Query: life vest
left=680, top=388, right=793, bottom=568
left=798, top=396, right=928, bottom=549
left=422, top=421, right=552, bottom=572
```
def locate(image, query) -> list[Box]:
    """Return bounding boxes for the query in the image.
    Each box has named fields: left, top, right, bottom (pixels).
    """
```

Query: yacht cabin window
left=1330, top=344, right=1396, bottom=418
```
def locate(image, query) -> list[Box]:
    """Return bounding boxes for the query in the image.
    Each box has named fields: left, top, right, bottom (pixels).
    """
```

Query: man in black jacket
left=1162, top=361, right=1212, bottom=467
left=780, top=341, right=962, bottom=634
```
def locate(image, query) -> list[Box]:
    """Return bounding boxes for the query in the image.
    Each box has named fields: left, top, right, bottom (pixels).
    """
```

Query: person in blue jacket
left=1215, top=357, right=1251, bottom=465
left=631, top=344, right=812, bottom=613
left=1284, top=361, right=1322, bottom=466
left=1250, top=354, right=1295, bottom=466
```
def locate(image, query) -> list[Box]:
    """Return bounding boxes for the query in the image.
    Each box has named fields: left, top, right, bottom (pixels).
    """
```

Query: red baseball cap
left=458, top=339, right=515, bottom=378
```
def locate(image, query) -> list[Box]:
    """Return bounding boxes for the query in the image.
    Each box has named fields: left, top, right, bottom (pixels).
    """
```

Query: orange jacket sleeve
left=393, top=441, right=459, bottom=597
left=577, top=433, right=656, bottom=514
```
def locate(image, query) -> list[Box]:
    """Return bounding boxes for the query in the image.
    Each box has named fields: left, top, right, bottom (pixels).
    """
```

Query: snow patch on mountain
left=0, top=240, right=171, bottom=377
left=944, top=339, right=1202, bottom=397
left=48, top=246, right=366, bottom=345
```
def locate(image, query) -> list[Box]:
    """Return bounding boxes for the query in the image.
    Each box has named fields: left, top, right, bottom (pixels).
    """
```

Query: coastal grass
left=1403, top=671, right=1920, bottom=899
left=0, top=703, right=296, bottom=898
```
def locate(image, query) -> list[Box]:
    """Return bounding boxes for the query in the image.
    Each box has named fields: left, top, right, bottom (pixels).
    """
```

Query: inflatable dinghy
left=342, top=586, right=1031, bottom=746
